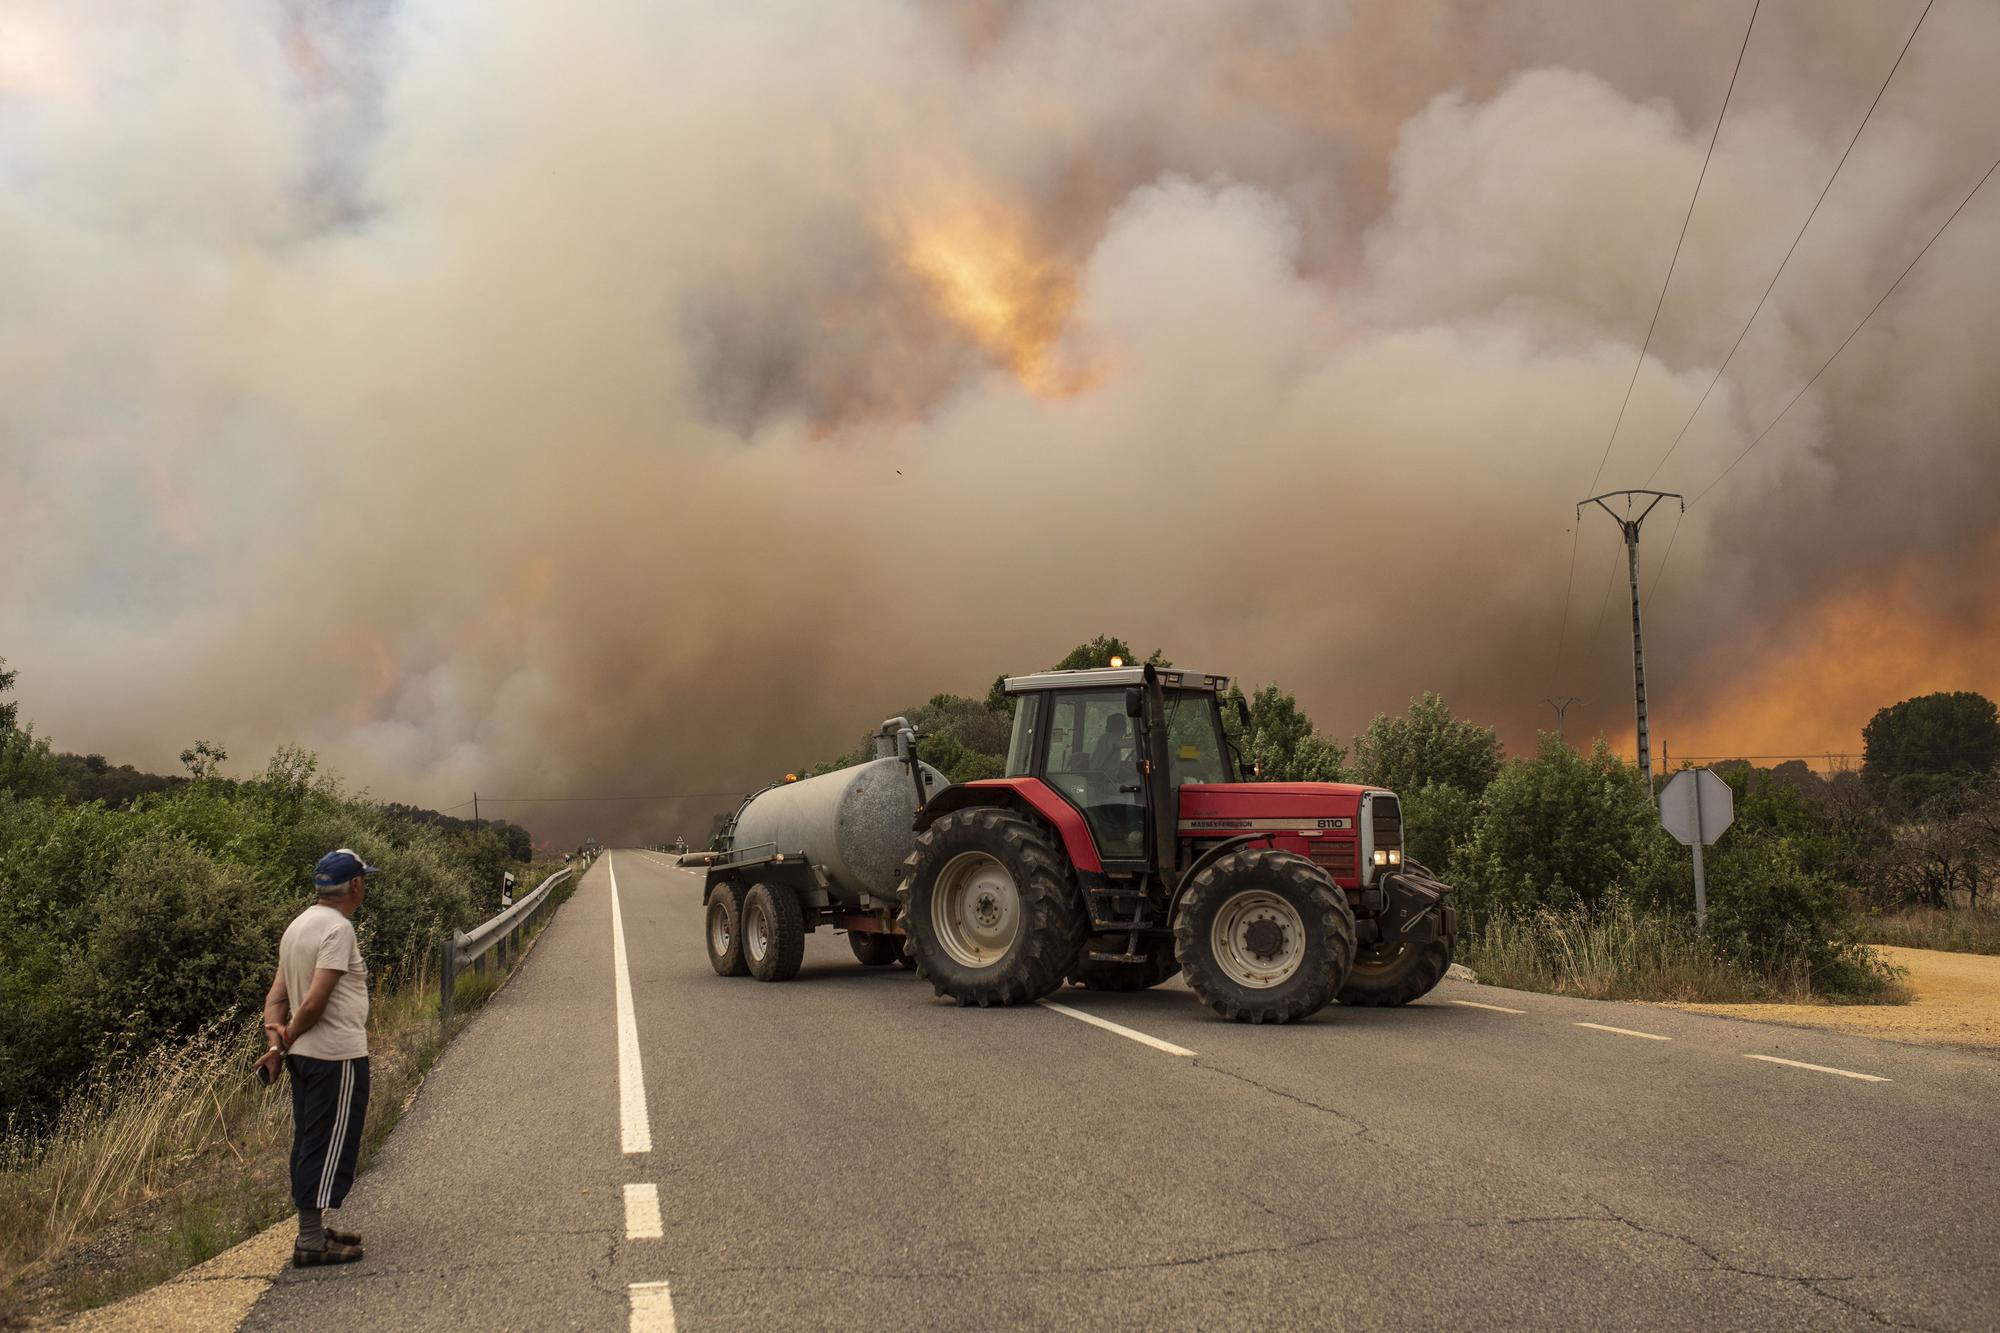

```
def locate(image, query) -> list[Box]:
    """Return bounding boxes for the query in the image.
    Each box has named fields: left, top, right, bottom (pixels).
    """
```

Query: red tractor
left=897, top=664, right=1456, bottom=1023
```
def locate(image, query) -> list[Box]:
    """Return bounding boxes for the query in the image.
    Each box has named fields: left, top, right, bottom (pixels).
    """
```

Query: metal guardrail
left=438, top=857, right=589, bottom=1021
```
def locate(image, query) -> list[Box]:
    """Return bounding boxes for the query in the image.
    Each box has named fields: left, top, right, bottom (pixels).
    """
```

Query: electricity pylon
left=1578, top=490, right=1683, bottom=787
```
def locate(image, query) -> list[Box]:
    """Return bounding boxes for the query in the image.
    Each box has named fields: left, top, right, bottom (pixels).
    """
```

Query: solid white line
left=624, top=1183, right=664, bottom=1239
left=1038, top=1000, right=1196, bottom=1057
left=629, top=1280, right=677, bottom=1332
left=1451, top=999, right=1526, bottom=1014
left=609, top=856, right=653, bottom=1154
left=1743, top=1053, right=1890, bottom=1083
left=1574, top=1021, right=1671, bottom=1041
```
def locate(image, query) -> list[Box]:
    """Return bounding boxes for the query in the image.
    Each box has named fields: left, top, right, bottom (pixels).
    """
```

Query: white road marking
left=624, top=1182, right=664, bottom=1239
left=629, top=1280, right=678, bottom=1331
left=1743, top=1053, right=1890, bottom=1083
left=1039, top=1000, right=1196, bottom=1057
left=609, top=855, right=653, bottom=1154
left=1450, top=999, right=1526, bottom=1014
left=1574, top=1021, right=1671, bottom=1041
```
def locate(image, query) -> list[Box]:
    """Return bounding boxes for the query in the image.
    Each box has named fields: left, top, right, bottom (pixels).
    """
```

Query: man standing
left=258, top=848, right=378, bottom=1266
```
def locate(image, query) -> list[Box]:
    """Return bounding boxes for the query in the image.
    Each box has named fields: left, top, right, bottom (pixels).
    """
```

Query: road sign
left=501, top=870, right=516, bottom=908
left=1659, top=768, right=1733, bottom=927
left=1660, top=769, right=1733, bottom=847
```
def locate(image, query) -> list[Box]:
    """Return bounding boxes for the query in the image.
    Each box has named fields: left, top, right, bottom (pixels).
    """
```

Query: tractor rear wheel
left=743, top=883, right=805, bottom=982
left=896, top=808, right=1086, bottom=1007
left=1068, top=937, right=1180, bottom=992
left=1338, top=935, right=1454, bottom=1006
left=848, top=932, right=901, bottom=967
left=704, top=881, right=750, bottom=977
left=1173, top=849, right=1355, bottom=1024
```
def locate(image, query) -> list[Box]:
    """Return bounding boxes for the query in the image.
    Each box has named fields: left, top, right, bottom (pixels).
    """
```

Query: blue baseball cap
left=313, top=848, right=382, bottom=890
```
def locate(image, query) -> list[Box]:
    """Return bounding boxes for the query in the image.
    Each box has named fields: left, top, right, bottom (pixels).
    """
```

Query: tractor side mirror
left=1124, top=687, right=1143, bottom=718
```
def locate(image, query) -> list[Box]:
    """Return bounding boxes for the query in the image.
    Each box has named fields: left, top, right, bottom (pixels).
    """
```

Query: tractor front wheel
left=1173, top=849, right=1355, bottom=1024
left=1338, top=935, right=1453, bottom=1006
left=896, top=809, right=1086, bottom=1007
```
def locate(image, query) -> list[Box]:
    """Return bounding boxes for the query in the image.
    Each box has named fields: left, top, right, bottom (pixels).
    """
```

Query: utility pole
left=1578, top=490, right=1683, bottom=788
left=1544, top=697, right=1580, bottom=746
left=473, top=791, right=479, bottom=828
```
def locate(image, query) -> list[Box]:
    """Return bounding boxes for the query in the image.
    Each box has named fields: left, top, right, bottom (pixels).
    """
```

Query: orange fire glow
left=1664, top=538, right=2000, bottom=767
left=896, top=199, right=1098, bottom=398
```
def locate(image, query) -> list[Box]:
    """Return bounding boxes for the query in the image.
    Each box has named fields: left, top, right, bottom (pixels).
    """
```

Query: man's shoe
left=293, top=1239, right=364, bottom=1267
left=325, top=1228, right=362, bottom=1247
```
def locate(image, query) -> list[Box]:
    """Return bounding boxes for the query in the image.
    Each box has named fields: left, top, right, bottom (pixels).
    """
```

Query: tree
left=0, top=656, right=17, bottom=731
left=1222, top=684, right=1347, bottom=782
left=1048, top=636, right=1168, bottom=671
left=1352, top=692, right=1503, bottom=796
left=179, top=739, right=229, bottom=780
left=1455, top=736, right=1665, bottom=920
left=1862, top=691, right=2000, bottom=798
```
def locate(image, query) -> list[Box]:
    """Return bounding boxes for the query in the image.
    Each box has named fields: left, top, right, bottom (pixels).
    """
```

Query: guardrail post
left=439, top=935, right=455, bottom=1024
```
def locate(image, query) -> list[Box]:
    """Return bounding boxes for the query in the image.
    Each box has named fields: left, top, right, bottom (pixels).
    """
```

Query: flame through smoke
left=3, top=2, right=1999, bottom=843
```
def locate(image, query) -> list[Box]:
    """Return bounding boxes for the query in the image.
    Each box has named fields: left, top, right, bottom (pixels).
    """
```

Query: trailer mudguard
left=915, top=777, right=1104, bottom=873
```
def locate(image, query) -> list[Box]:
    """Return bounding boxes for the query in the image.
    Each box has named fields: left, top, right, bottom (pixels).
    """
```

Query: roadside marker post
left=1660, top=767, right=1733, bottom=927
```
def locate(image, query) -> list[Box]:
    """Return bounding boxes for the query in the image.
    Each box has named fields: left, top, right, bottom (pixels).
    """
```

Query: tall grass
left=1460, top=899, right=1909, bottom=1005
left=1863, top=905, right=2000, bottom=955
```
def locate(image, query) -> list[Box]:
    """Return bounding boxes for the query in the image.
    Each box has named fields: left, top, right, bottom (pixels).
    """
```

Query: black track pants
left=288, top=1054, right=370, bottom=1211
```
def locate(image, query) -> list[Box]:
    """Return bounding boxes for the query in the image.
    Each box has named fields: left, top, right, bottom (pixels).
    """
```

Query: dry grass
left=0, top=888, right=570, bottom=1323
left=1460, top=900, right=1910, bottom=1006
left=1863, top=905, right=2000, bottom=955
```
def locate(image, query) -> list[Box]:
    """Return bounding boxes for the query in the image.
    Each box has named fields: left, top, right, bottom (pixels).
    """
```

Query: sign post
left=1659, top=768, right=1734, bottom=927
left=500, top=870, right=516, bottom=908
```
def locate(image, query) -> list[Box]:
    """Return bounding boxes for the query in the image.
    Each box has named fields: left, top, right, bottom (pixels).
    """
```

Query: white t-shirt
left=280, top=903, right=369, bottom=1060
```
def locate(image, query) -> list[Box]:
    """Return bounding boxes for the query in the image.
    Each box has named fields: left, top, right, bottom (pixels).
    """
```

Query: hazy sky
left=4, top=1, right=1997, bottom=844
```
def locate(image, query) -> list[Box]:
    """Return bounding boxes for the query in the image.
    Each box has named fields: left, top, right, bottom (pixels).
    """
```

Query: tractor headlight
left=1388, top=849, right=1402, bottom=866
left=1373, top=850, right=1389, bottom=866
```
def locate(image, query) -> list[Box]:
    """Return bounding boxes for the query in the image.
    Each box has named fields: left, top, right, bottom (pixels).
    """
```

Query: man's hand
left=255, top=1045, right=284, bottom=1084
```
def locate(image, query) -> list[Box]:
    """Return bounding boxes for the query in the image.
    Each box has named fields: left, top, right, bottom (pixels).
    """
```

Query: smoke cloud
left=4, top=0, right=1997, bottom=843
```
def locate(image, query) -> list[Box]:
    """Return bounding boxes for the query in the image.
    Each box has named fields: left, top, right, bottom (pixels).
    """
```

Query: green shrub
left=1399, top=780, right=1478, bottom=878
left=80, top=834, right=286, bottom=1063
left=1454, top=736, right=1667, bottom=920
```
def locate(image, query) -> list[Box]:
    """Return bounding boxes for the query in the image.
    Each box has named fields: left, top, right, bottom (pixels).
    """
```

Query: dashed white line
left=624, top=1183, right=664, bottom=1239
left=1450, top=999, right=1526, bottom=1014
left=1743, top=1053, right=1890, bottom=1083
left=609, top=855, right=653, bottom=1154
left=1038, top=1000, right=1196, bottom=1057
left=629, top=1280, right=678, bottom=1331
left=1574, top=1021, right=1671, bottom=1042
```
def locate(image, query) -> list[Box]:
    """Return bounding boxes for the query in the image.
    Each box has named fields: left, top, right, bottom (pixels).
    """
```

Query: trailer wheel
left=1068, top=938, right=1180, bottom=992
left=848, top=932, right=901, bottom=967
left=895, top=808, right=1086, bottom=1007
left=1338, top=936, right=1454, bottom=1006
left=704, top=881, right=751, bottom=977
left=1173, top=849, right=1355, bottom=1024
left=743, top=883, right=805, bottom=982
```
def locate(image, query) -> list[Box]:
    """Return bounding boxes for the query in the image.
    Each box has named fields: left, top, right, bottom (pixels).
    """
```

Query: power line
left=1557, top=0, right=1759, bottom=692
left=1690, top=151, right=2000, bottom=506
left=1586, top=0, right=1761, bottom=499
left=1645, top=0, right=1934, bottom=487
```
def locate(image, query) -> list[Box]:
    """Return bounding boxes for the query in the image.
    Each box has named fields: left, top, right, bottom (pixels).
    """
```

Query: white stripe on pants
left=317, top=1059, right=354, bottom=1208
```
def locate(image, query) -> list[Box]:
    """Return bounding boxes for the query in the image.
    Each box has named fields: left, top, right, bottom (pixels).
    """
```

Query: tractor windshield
left=1164, top=690, right=1230, bottom=786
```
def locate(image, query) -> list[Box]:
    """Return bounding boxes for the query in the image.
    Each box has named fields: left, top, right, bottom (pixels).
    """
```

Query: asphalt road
left=243, top=851, right=2000, bottom=1331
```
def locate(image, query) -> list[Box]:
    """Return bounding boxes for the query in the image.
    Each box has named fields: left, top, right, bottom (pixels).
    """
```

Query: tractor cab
left=998, top=664, right=1237, bottom=868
